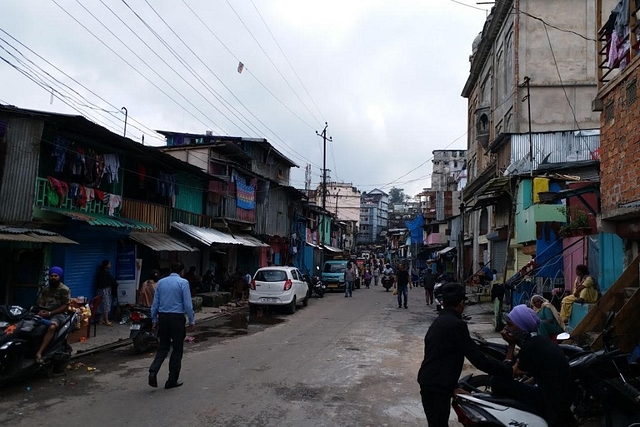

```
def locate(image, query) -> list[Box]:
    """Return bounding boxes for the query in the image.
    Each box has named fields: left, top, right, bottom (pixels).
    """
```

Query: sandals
left=101, top=321, right=114, bottom=326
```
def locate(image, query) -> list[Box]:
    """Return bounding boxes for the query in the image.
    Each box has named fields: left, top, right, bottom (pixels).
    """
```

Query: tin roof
left=171, top=222, right=268, bottom=247
left=129, top=232, right=199, bottom=252
left=0, top=225, right=78, bottom=244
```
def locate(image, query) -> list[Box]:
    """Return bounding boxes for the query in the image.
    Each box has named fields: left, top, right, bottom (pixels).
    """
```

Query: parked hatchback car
left=249, top=266, right=309, bottom=314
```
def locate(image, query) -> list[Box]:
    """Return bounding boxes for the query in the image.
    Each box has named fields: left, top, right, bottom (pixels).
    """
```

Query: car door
left=294, top=269, right=308, bottom=298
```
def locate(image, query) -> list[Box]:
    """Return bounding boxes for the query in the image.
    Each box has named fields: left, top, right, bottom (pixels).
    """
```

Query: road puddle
left=191, top=312, right=285, bottom=342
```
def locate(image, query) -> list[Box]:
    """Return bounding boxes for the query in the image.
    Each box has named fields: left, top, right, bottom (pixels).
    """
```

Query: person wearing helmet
left=493, top=304, right=575, bottom=427
left=417, top=283, right=515, bottom=427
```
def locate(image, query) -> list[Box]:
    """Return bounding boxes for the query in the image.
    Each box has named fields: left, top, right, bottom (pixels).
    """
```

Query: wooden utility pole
left=316, top=123, right=332, bottom=210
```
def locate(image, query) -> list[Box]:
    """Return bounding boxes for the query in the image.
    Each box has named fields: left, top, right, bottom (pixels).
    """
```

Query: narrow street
left=0, top=286, right=472, bottom=427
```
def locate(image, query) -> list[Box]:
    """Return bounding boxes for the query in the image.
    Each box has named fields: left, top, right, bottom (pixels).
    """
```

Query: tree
left=388, top=187, right=406, bottom=204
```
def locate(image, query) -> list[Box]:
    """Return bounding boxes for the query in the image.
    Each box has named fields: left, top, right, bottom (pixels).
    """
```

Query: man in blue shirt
left=148, top=261, right=195, bottom=389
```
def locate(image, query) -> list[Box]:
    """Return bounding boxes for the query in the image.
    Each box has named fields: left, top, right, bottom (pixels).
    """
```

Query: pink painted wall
left=562, top=236, right=588, bottom=291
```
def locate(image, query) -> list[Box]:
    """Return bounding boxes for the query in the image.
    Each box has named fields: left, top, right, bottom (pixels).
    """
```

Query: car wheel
left=302, top=293, right=309, bottom=307
left=133, top=333, right=150, bottom=354
left=249, top=303, right=257, bottom=314
left=287, top=297, right=296, bottom=314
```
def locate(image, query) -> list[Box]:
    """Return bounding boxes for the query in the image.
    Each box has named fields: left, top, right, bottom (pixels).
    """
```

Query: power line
left=0, top=28, right=166, bottom=143
left=50, top=0, right=227, bottom=136
left=250, top=0, right=326, bottom=122
left=448, top=0, right=488, bottom=12
left=225, top=0, right=323, bottom=128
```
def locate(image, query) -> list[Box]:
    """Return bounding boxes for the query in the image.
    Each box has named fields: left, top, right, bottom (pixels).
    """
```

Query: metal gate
left=490, top=239, right=508, bottom=274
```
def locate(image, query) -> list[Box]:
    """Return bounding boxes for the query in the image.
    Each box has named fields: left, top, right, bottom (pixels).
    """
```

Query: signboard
left=115, top=245, right=137, bottom=305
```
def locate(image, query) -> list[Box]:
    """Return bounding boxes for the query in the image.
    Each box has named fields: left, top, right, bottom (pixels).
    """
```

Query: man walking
left=149, top=261, right=195, bottom=389
left=423, top=268, right=436, bottom=305
left=344, top=262, right=356, bottom=297
left=394, top=262, right=412, bottom=309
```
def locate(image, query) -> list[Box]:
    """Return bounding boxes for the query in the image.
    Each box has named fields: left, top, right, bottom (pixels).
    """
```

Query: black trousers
left=420, top=390, right=451, bottom=427
left=149, top=313, right=186, bottom=382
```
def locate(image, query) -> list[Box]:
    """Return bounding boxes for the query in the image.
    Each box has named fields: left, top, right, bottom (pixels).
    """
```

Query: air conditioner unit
left=205, top=130, right=213, bottom=136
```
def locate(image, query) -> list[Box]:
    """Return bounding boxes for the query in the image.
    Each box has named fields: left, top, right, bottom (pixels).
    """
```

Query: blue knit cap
left=49, top=266, right=64, bottom=278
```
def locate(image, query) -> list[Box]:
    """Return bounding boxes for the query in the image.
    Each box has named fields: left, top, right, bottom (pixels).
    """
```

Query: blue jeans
left=345, top=281, right=353, bottom=296
left=397, top=285, right=408, bottom=307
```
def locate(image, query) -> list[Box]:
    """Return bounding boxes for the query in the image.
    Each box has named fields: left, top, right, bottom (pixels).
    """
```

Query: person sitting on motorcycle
left=382, top=264, right=394, bottom=277
left=35, top=266, right=71, bottom=364
left=492, top=304, right=575, bottom=427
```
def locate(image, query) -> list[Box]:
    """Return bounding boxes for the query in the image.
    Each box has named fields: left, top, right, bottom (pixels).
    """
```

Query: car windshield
left=324, top=263, right=346, bottom=273
left=255, top=270, right=288, bottom=282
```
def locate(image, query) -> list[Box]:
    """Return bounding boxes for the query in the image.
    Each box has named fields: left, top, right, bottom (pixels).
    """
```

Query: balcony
left=121, top=199, right=171, bottom=233
left=35, top=177, right=116, bottom=217
left=425, top=232, right=444, bottom=246
left=211, top=195, right=255, bottom=224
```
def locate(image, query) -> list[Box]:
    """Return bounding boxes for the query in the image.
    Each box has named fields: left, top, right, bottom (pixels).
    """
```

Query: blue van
left=321, top=260, right=349, bottom=291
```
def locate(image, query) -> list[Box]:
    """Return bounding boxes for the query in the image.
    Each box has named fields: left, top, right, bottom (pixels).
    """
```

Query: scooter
left=0, top=305, right=77, bottom=381
left=381, top=275, right=394, bottom=292
left=433, top=280, right=445, bottom=311
left=129, top=306, right=157, bottom=353
left=310, top=275, right=325, bottom=298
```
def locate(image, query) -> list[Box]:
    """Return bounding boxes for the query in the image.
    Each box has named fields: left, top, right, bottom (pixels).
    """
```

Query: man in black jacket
left=417, top=283, right=515, bottom=427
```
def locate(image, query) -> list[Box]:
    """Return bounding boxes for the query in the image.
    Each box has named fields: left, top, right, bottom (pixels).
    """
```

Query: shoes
left=101, top=321, right=113, bottom=326
left=349, top=294, right=353, bottom=297
left=165, top=381, right=184, bottom=389
left=398, top=305, right=402, bottom=309
left=404, top=305, right=408, bottom=309
left=345, top=295, right=348, bottom=298
left=148, top=373, right=158, bottom=388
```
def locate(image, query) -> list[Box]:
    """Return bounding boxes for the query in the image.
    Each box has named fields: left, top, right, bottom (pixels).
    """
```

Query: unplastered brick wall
left=600, top=62, right=640, bottom=213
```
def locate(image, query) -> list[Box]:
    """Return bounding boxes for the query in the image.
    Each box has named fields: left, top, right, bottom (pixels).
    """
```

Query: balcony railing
left=35, top=177, right=114, bottom=216
left=211, top=195, right=255, bottom=224
left=121, top=198, right=171, bottom=233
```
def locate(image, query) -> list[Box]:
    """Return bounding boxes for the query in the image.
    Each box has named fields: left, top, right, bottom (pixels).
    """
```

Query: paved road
left=0, top=286, right=487, bottom=426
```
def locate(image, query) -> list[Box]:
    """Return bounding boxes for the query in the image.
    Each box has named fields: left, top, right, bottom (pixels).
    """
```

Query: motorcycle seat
left=473, top=393, right=544, bottom=418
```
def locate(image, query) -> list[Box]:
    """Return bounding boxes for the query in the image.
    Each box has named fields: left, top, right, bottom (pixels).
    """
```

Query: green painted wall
left=175, top=174, right=204, bottom=214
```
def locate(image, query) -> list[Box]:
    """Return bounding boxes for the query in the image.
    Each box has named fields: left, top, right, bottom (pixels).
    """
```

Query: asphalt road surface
left=0, top=286, right=449, bottom=427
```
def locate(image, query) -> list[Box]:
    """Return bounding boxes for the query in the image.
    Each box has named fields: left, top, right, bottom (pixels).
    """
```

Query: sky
left=0, top=0, right=489, bottom=198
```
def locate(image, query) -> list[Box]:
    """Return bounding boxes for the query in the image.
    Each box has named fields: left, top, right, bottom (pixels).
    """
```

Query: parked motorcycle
left=455, top=312, right=640, bottom=426
left=310, top=275, right=325, bottom=298
left=433, top=279, right=445, bottom=311
left=381, top=275, right=394, bottom=292
left=0, top=305, right=77, bottom=381
left=129, top=306, right=157, bottom=353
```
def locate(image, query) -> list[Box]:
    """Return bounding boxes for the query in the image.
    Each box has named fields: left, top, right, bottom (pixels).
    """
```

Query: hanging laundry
left=85, top=187, right=95, bottom=204
left=94, top=189, right=105, bottom=201
left=46, top=176, right=69, bottom=206
left=103, top=193, right=122, bottom=216
left=52, top=136, right=68, bottom=173
left=69, top=183, right=81, bottom=206
left=236, top=179, right=255, bottom=210
left=93, top=154, right=105, bottom=187
left=103, top=154, right=120, bottom=184
left=71, top=147, right=86, bottom=177
left=84, top=149, right=97, bottom=185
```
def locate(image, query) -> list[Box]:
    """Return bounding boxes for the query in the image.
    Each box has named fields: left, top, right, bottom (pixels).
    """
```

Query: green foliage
left=388, top=187, right=406, bottom=204
left=557, top=205, right=590, bottom=234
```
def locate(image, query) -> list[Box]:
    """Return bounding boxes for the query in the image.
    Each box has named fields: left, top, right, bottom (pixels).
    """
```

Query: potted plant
left=558, top=206, right=592, bottom=236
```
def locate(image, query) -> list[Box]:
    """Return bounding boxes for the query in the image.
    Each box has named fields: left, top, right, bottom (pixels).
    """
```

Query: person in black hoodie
left=95, top=259, right=118, bottom=326
left=417, top=283, right=515, bottom=427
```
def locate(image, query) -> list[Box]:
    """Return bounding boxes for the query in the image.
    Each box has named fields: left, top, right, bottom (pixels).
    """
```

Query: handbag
left=392, top=287, right=398, bottom=296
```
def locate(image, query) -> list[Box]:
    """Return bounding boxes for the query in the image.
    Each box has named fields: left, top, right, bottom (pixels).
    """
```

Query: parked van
left=321, top=259, right=349, bottom=291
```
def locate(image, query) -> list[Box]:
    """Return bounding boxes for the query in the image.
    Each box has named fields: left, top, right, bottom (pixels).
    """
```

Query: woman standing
left=531, top=294, right=565, bottom=339
left=95, top=259, right=118, bottom=326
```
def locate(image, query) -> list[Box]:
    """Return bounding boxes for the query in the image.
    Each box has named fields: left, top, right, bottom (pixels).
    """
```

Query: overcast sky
left=0, top=0, right=488, bottom=197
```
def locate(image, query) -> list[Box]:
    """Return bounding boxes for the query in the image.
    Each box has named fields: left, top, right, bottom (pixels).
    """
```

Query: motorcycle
left=0, top=305, right=77, bottom=381
left=381, top=275, right=394, bottom=292
left=454, top=312, right=640, bottom=426
left=433, top=279, right=446, bottom=311
left=310, top=275, right=325, bottom=298
left=129, top=306, right=157, bottom=353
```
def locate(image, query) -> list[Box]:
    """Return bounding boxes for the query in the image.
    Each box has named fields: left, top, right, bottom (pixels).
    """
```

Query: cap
left=441, top=282, right=468, bottom=305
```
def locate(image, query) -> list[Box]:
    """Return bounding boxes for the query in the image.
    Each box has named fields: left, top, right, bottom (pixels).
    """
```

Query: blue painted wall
left=597, top=233, right=624, bottom=292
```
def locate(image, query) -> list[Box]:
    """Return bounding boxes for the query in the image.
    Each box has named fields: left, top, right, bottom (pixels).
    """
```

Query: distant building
left=431, top=150, right=467, bottom=191
left=358, top=189, right=388, bottom=244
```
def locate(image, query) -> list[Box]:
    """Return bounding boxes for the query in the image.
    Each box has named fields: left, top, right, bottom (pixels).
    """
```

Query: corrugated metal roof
left=129, top=232, right=199, bottom=252
left=41, top=207, right=155, bottom=230
left=0, top=225, right=78, bottom=244
left=323, top=245, right=343, bottom=253
left=171, top=222, right=267, bottom=247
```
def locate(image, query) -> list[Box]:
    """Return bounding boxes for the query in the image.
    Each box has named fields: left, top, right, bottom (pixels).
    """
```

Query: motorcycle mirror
left=316, top=266, right=320, bottom=270
left=556, top=332, right=571, bottom=341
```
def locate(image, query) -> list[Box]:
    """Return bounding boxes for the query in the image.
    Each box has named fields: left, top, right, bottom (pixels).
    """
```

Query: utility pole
left=316, top=123, right=332, bottom=210
left=521, top=77, right=534, bottom=200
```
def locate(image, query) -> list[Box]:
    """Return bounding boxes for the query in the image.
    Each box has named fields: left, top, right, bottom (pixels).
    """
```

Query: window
left=605, top=101, right=615, bottom=122
left=255, top=270, right=287, bottom=282
left=627, top=79, right=637, bottom=106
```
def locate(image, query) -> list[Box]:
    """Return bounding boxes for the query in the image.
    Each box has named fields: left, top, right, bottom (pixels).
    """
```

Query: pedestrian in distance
left=344, top=262, right=356, bottom=298
left=148, top=261, right=196, bottom=389
left=364, top=268, right=372, bottom=289
left=393, top=262, right=412, bottom=309
left=423, top=268, right=436, bottom=305
left=372, top=264, right=379, bottom=286
left=417, top=282, right=516, bottom=427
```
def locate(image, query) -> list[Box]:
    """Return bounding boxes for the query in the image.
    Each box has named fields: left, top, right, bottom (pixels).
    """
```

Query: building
left=358, top=189, right=388, bottom=244
left=461, top=0, right=601, bottom=282
left=431, top=150, right=467, bottom=191
left=315, top=181, right=361, bottom=223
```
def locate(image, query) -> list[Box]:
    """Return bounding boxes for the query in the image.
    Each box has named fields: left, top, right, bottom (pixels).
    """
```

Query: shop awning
left=40, top=207, right=155, bottom=230
left=171, top=222, right=268, bottom=247
left=437, top=246, right=456, bottom=255
left=323, top=244, right=343, bottom=253
left=306, top=242, right=320, bottom=249
left=129, top=232, right=199, bottom=252
left=0, top=225, right=78, bottom=244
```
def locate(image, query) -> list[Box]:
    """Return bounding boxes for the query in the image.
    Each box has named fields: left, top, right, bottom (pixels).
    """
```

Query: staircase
left=571, top=253, right=640, bottom=352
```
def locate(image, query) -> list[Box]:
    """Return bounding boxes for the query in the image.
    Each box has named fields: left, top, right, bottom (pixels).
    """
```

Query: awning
left=437, top=246, right=456, bottom=255
left=129, top=232, right=199, bottom=252
left=40, top=207, right=155, bottom=230
left=306, top=242, right=320, bottom=249
left=323, top=244, right=343, bottom=253
left=0, top=225, right=78, bottom=244
left=171, top=222, right=268, bottom=247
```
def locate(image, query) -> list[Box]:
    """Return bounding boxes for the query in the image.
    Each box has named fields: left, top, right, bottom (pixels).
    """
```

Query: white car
left=249, top=266, right=310, bottom=314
